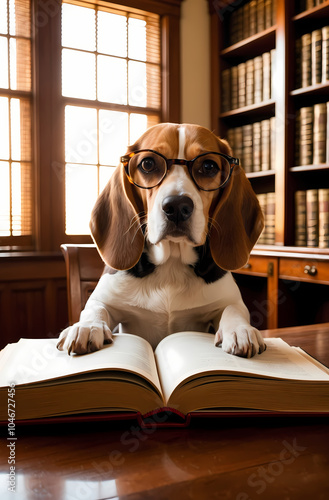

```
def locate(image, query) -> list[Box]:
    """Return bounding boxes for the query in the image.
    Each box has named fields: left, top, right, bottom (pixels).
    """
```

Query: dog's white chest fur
left=91, top=255, right=240, bottom=349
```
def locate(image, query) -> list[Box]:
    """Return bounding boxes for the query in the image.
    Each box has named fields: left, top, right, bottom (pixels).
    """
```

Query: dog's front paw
left=57, top=321, right=112, bottom=355
left=214, top=325, right=266, bottom=358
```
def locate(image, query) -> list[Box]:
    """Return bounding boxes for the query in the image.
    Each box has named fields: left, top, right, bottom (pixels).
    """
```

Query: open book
left=1, top=331, right=329, bottom=423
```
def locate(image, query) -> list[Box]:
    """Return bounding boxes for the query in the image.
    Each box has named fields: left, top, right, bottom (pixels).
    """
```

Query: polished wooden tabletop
left=1, top=324, right=329, bottom=500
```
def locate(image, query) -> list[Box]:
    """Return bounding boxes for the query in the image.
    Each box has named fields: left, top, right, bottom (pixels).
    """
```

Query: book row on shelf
left=229, top=0, right=277, bottom=46
left=295, top=102, right=329, bottom=166
left=227, top=117, right=275, bottom=173
left=295, top=189, right=329, bottom=248
left=257, top=192, right=275, bottom=245
left=298, top=1, right=328, bottom=14
left=296, top=26, right=329, bottom=89
left=221, top=50, right=275, bottom=112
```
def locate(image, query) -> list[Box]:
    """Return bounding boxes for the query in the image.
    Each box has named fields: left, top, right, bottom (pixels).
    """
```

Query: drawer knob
left=304, top=265, right=317, bottom=276
left=244, top=263, right=251, bottom=269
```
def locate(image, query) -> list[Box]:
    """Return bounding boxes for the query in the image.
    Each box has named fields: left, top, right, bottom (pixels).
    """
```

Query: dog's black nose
left=162, top=195, right=194, bottom=224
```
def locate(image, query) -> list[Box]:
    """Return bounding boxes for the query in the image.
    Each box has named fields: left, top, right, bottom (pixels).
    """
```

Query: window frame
left=32, top=0, right=182, bottom=252
left=0, top=0, right=34, bottom=250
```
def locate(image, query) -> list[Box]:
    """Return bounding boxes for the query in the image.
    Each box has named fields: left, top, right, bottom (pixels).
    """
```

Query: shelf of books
left=210, top=0, right=329, bottom=251
left=209, top=0, right=329, bottom=328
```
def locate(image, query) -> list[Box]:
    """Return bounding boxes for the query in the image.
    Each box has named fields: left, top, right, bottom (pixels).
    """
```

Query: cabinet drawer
left=234, top=256, right=273, bottom=277
left=279, top=258, right=329, bottom=285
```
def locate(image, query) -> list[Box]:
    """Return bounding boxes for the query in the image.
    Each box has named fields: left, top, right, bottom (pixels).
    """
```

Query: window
left=0, top=0, right=181, bottom=251
left=0, top=0, right=32, bottom=247
left=61, top=1, right=161, bottom=234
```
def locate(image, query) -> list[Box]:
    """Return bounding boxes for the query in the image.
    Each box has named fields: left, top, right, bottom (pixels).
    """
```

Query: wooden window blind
left=61, top=0, right=161, bottom=235
left=0, top=0, right=33, bottom=248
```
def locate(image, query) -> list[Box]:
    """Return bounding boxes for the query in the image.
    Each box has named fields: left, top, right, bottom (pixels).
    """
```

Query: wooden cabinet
left=0, top=254, right=68, bottom=349
left=210, top=0, right=329, bottom=328
left=234, top=249, right=329, bottom=329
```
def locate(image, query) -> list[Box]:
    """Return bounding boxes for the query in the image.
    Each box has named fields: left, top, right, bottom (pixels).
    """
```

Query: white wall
left=180, top=0, right=211, bottom=129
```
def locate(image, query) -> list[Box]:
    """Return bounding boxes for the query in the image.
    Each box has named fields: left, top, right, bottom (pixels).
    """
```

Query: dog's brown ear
left=209, top=166, right=264, bottom=271
left=89, top=166, right=145, bottom=270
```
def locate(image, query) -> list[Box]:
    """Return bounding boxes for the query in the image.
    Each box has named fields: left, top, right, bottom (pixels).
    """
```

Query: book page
left=155, top=332, right=329, bottom=404
left=0, top=334, right=162, bottom=395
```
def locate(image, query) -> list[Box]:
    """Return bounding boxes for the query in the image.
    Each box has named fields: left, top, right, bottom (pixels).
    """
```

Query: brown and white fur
left=57, top=123, right=266, bottom=357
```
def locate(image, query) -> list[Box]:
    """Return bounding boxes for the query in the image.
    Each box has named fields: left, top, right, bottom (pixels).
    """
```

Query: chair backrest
left=61, top=244, right=104, bottom=325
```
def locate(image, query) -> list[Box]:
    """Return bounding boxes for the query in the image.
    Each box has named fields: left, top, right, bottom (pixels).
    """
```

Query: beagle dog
left=57, top=123, right=266, bottom=358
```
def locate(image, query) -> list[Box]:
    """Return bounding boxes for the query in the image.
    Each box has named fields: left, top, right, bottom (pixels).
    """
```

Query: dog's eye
left=199, top=160, right=219, bottom=177
left=138, top=157, right=157, bottom=173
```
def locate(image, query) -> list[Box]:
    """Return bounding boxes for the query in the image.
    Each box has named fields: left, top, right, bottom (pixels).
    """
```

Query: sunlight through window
left=62, top=1, right=161, bottom=235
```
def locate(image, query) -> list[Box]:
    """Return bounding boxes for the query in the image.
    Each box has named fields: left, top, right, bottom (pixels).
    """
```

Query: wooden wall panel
left=0, top=254, right=69, bottom=349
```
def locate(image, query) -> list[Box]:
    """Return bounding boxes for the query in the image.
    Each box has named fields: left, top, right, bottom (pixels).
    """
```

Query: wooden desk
left=1, top=324, right=329, bottom=499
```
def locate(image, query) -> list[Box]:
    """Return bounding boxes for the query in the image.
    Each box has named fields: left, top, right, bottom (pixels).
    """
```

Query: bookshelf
left=209, top=0, right=329, bottom=329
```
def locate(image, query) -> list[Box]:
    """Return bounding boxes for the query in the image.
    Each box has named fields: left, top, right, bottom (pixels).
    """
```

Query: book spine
left=257, top=193, right=267, bottom=244
left=254, top=56, right=263, bottom=103
left=313, top=102, right=327, bottom=164
left=265, top=192, right=276, bottom=244
left=327, top=102, right=329, bottom=164
left=295, top=190, right=307, bottom=246
left=243, top=124, right=253, bottom=173
left=238, top=62, right=246, bottom=109
left=299, top=106, right=313, bottom=165
left=231, top=66, right=239, bottom=110
left=221, top=69, right=231, bottom=113
left=295, top=37, right=302, bottom=89
left=234, top=127, right=244, bottom=169
left=319, top=188, right=329, bottom=248
left=270, top=48, right=276, bottom=100
left=253, top=121, right=262, bottom=172
left=246, top=59, right=254, bottom=106
left=229, top=8, right=242, bottom=45
left=301, top=33, right=312, bottom=88
left=249, top=0, right=257, bottom=36
left=257, top=0, right=265, bottom=33
left=262, top=52, right=271, bottom=101
left=306, top=0, right=315, bottom=9
left=272, top=0, right=276, bottom=25
left=295, top=109, right=301, bottom=166
left=261, top=119, right=270, bottom=171
left=242, top=3, right=250, bottom=40
left=322, top=26, right=329, bottom=83
left=306, top=189, right=319, bottom=247
left=270, top=116, right=276, bottom=171
left=264, top=0, right=272, bottom=29
left=311, top=29, right=322, bottom=86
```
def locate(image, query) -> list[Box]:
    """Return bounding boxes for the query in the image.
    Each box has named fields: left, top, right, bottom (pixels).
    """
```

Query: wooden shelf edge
left=290, top=82, right=329, bottom=97
left=290, top=164, right=329, bottom=173
left=251, top=245, right=329, bottom=260
left=220, top=100, right=275, bottom=119
left=293, top=2, right=329, bottom=23
left=247, top=169, right=275, bottom=179
left=221, top=25, right=276, bottom=58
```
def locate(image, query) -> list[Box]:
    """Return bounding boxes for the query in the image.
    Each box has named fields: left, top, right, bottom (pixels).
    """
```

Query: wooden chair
left=61, top=244, right=105, bottom=325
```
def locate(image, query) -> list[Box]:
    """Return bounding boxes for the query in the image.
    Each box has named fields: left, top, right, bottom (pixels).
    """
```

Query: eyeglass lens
left=128, top=151, right=231, bottom=190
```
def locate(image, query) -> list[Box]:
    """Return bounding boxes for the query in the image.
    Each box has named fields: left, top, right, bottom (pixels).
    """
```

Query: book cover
left=311, top=29, right=322, bottom=86
left=306, top=189, right=319, bottom=247
left=313, top=102, right=327, bottom=164
left=322, top=26, right=329, bottom=82
left=301, top=33, right=312, bottom=88
left=253, top=121, right=262, bottom=172
left=295, top=190, right=307, bottom=247
left=1, top=332, right=329, bottom=424
left=319, top=188, right=329, bottom=248
left=261, top=119, right=271, bottom=171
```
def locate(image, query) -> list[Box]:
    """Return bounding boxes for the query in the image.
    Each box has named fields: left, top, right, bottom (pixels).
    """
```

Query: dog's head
left=90, top=123, right=264, bottom=271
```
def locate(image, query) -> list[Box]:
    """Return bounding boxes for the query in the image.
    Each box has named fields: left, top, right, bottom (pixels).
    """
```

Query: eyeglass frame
left=120, top=149, right=239, bottom=192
